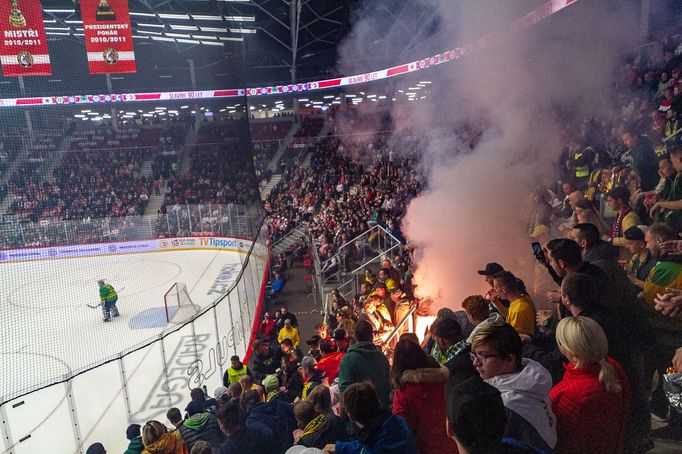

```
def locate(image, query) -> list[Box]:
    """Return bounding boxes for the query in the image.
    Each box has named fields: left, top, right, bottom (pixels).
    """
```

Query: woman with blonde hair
left=550, top=316, right=631, bottom=454
left=141, top=420, right=187, bottom=454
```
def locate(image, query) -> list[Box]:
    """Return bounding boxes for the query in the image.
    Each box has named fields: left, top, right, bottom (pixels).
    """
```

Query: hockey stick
left=86, top=287, right=125, bottom=309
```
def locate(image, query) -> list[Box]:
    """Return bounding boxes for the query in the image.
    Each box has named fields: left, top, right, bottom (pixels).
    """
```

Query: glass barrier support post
left=118, top=357, right=133, bottom=421
left=0, top=404, right=13, bottom=453
left=65, top=381, right=84, bottom=450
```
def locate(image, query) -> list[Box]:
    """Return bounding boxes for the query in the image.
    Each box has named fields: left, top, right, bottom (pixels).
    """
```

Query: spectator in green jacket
left=124, top=424, right=143, bottom=454
left=338, top=320, right=391, bottom=408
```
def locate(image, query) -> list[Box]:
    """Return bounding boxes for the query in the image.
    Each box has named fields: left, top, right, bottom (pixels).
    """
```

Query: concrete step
left=260, top=174, right=282, bottom=201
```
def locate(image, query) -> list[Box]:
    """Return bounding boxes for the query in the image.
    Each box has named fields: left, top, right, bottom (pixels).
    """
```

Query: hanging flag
left=81, top=0, right=136, bottom=74
left=0, top=0, right=51, bottom=76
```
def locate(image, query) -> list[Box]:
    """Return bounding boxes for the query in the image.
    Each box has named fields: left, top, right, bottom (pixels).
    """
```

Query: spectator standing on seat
left=550, top=316, right=631, bottom=454
left=338, top=320, right=391, bottom=409
left=322, top=381, right=418, bottom=454
left=390, top=338, right=458, bottom=454
left=471, top=322, right=557, bottom=452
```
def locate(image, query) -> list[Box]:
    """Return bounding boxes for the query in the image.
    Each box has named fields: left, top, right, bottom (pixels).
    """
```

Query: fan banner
left=81, top=0, right=136, bottom=74
left=0, top=0, right=51, bottom=76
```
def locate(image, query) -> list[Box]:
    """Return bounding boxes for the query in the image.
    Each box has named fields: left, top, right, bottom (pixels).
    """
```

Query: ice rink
left=0, top=247, right=252, bottom=453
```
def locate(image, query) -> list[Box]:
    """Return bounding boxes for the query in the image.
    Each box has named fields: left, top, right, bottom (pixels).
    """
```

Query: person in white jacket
left=470, top=321, right=557, bottom=453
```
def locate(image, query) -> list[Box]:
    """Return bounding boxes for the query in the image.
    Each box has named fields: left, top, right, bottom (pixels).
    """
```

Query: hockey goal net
left=164, top=282, right=201, bottom=324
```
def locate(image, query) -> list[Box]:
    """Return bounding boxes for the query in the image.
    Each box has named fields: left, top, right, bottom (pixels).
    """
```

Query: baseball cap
left=624, top=226, right=645, bottom=241
left=214, top=386, right=229, bottom=400
left=477, top=263, right=504, bottom=276
left=185, top=400, right=204, bottom=416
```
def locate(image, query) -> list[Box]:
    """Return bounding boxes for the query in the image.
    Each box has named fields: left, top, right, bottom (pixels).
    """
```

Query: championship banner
left=0, top=0, right=51, bottom=76
left=81, top=0, right=136, bottom=74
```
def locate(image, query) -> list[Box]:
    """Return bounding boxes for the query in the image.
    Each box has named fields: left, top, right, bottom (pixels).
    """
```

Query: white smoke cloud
left=337, top=0, right=639, bottom=310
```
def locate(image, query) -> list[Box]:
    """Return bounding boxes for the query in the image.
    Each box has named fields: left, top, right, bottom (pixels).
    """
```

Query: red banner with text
left=81, top=0, right=136, bottom=74
left=0, top=0, right=51, bottom=76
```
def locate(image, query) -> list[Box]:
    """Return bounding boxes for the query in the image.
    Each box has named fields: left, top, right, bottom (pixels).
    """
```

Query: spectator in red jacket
left=258, top=312, right=276, bottom=342
left=316, top=339, right=344, bottom=383
left=390, top=338, right=459, bottom=454
left=550, top=316, right=631, bottom=454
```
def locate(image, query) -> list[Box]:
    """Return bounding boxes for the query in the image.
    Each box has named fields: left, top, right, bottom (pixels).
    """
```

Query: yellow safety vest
left=573, top=147, right=592, bottom=178
left=226, top=365, right=248, bottom=384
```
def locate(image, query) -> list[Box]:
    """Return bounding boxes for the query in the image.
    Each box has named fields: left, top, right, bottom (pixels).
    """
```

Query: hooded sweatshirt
left=338, top=341, right=391, bottom=408
left=141, top=431, right=187, bottom=454
left=246, top=399, right=297, bottom=454
left=179, top=412, right=225, bottom=451
left=486, top=358, right=557, bottom=452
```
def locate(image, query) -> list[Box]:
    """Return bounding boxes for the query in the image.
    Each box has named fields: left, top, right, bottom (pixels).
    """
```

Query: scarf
left=266, top=390, right=280, bottom=402
left=296, top=413, right=327, bottom=442
left=609, top=207, right=631, bottom=239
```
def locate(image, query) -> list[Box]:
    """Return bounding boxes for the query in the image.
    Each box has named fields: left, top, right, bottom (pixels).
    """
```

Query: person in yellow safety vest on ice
left=570, top=144, right=596, bottom=189
left=98, top=279, right=119, bottom=322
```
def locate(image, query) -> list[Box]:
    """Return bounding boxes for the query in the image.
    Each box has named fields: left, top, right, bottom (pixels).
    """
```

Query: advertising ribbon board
left=81, top=0, right=136, bottom=74
left=0, top=0, right=51, bottom=76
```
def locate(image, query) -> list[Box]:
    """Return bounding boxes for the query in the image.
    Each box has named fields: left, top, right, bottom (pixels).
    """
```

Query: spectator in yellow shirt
left=491, top=271, right=537, bottom=336
left=278, top=319, right=300, bottom=347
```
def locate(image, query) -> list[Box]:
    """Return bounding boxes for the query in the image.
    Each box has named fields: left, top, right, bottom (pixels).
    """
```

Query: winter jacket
left=486, top=358, right=557, bottom=452
left=302, top=368, right=326, bottom=399
left=245, top=399, right=297, bottom=454
left=251, top=348, right=280, bottom=382
left=334, top=410, right=418, bottom=454
left=630, top=138, right=659, bottom=191
left=278, top=325, right=300, bottom=346
left=338, top=341, right=391, bottom=408
left=550, top=357, right=631, bottom=454
left=141, top=430, right=187, bottom=454
left=178, top=412, right=225, bottom=452
left=297, top=413, right=350, bottom=449
left=393, top=366, right=459, bottom=454
left=219, top=427, right=268, bottom=454
left=124, top=436, right=144, bottom=454
left=283, top=364, right=304, bottom=402
left=317, top=351, right=344, bottom=382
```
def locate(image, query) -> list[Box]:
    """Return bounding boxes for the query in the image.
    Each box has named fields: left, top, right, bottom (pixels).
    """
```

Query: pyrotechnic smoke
left=338, top=0, right=638, bottom=310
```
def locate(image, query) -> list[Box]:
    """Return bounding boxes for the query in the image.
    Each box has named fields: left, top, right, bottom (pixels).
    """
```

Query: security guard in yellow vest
left=223, top=355, right=252, bottom=386
left=571, top=145, right=596, bottom=188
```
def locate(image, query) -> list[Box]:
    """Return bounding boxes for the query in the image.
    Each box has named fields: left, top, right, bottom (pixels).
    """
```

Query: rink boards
left=0, top=235, right=268, bottom=453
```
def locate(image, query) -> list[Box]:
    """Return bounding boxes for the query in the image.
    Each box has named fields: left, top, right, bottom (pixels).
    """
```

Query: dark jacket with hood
left=245, top=399, right=297, bottom=454
left=178, top=411, right=225, bottom=452
left=338, top=341, right=391, bottom=408
left=334, top=410, right=418, bottom=454
left=297, top=413, right=350, bottom=449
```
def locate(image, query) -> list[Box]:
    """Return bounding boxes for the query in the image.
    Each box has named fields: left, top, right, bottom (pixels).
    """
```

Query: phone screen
left=532, top=242, right=545, bottom=262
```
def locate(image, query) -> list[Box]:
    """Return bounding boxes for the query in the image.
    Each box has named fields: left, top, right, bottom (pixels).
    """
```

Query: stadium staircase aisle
left=259, top=123, right=299, bottom=201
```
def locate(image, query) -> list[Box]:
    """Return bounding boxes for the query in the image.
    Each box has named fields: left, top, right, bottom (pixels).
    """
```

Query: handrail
left=321, top=224, right=401, bottom=269
left=381, top=302, right=418, bottom=349
left=270, top=221, right=308, bottom=250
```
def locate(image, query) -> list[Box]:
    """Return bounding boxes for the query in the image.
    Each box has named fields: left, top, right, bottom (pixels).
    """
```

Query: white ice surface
left=0, top=249, right=245, bottom=453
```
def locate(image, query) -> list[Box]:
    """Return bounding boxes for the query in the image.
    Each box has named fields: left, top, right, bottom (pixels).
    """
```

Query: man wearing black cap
left=124, top=424, right=143, bottom=454
left=306, top=334, right=322, bottom=361
left=332, top=328, right=350, bottom=353
left=179, top=400, right=225, bottom=451
left=478, top=263, right=510, bottom=315
left=624, top=226, right=656, bottom=289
